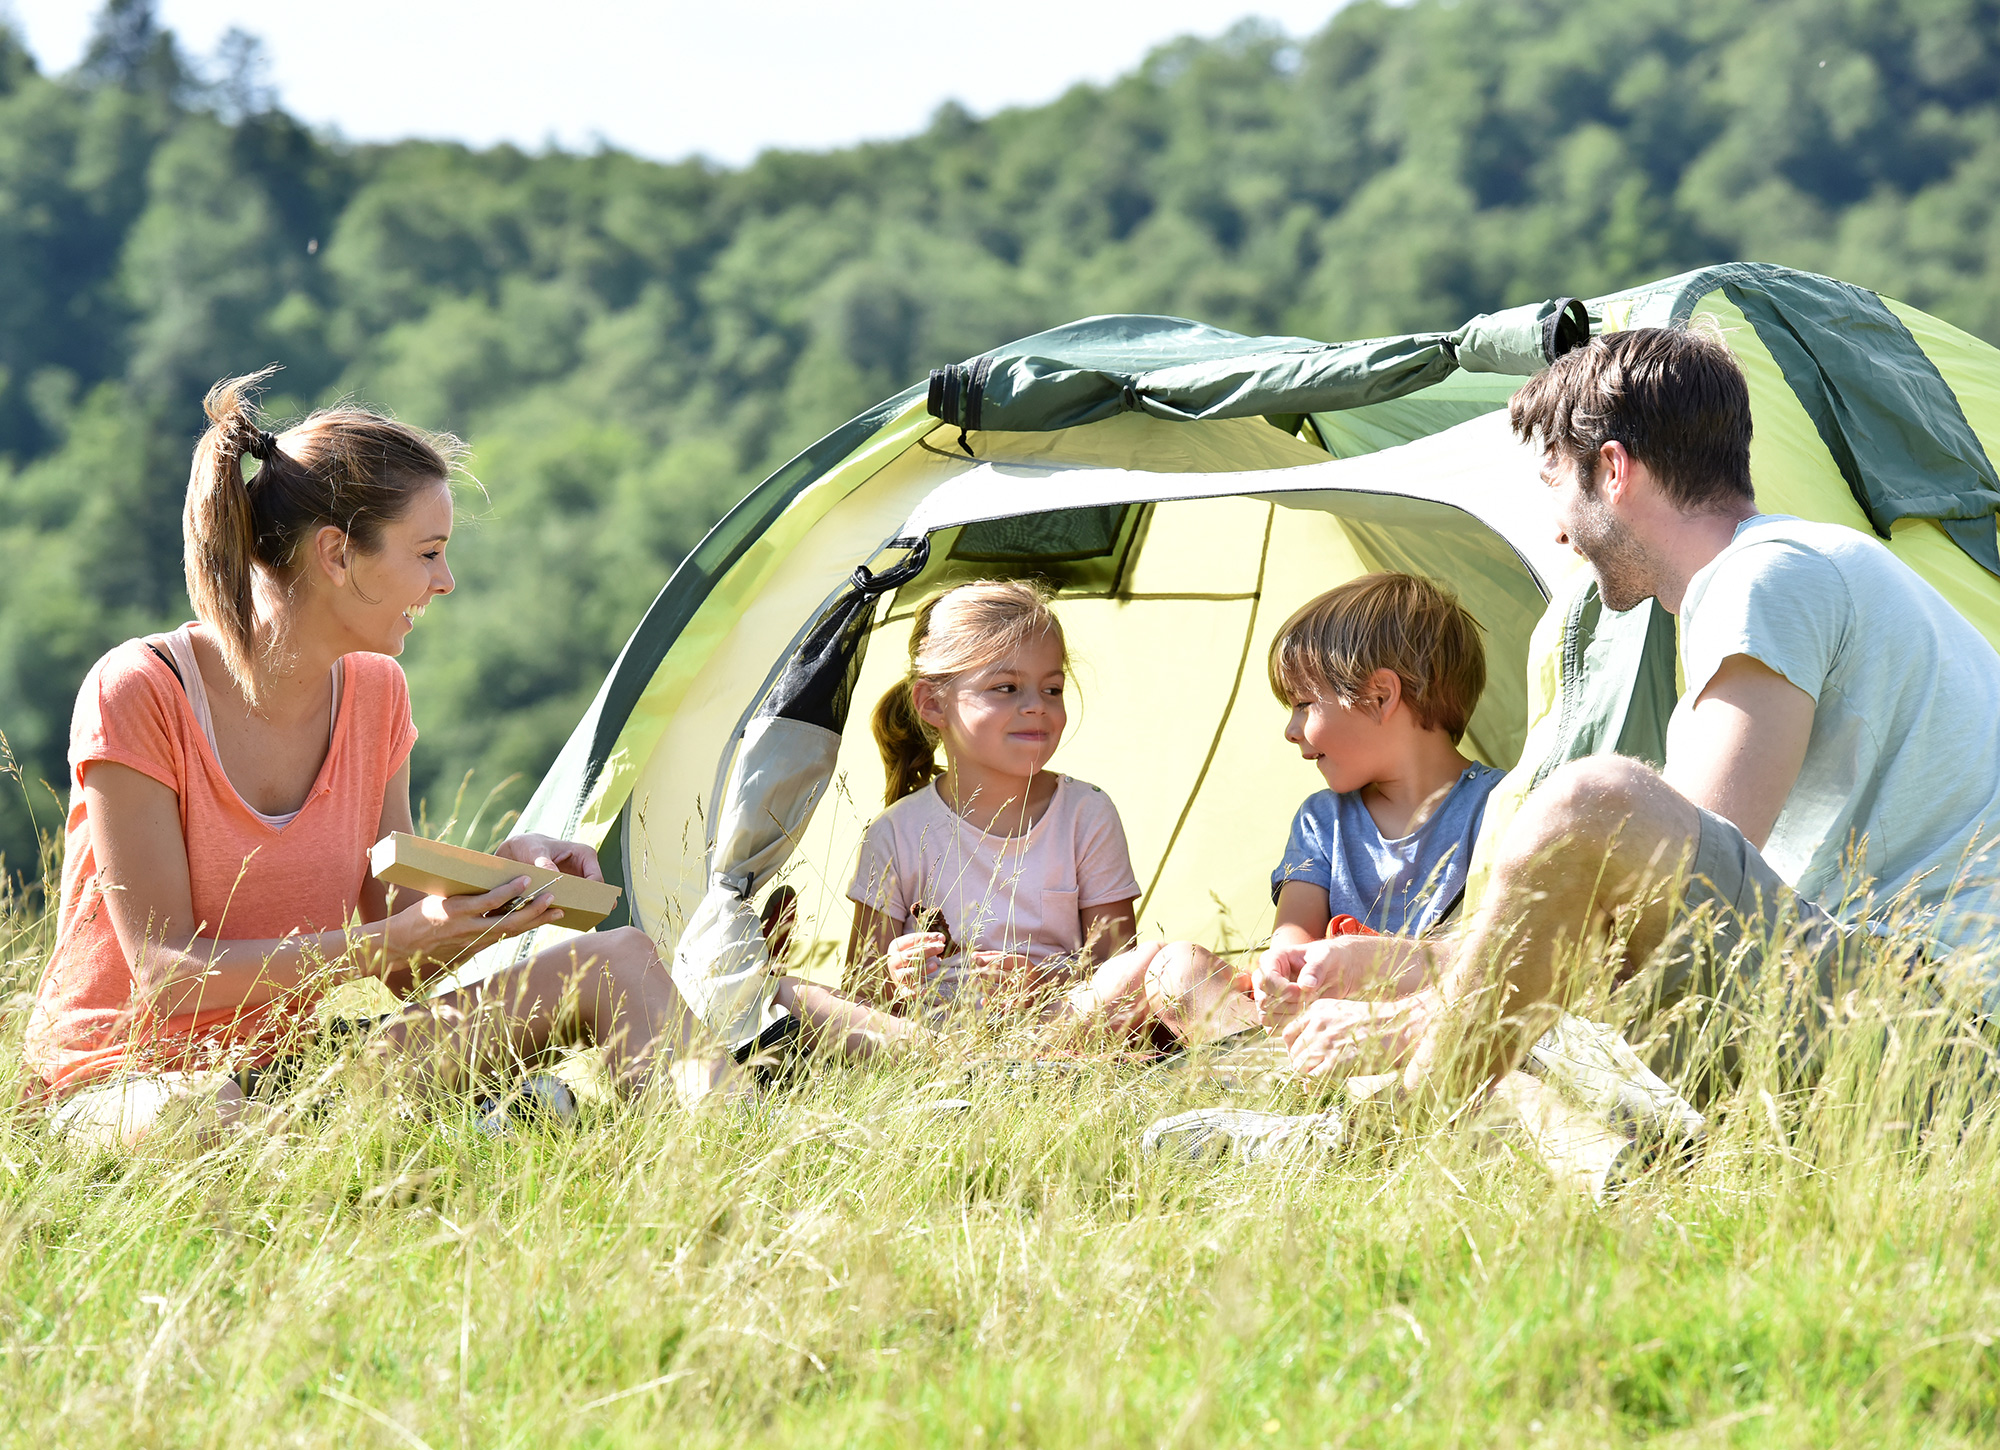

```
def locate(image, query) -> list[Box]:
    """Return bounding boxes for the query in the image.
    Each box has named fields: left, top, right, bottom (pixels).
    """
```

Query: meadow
left=2, top=864, right=1997, bottom=1449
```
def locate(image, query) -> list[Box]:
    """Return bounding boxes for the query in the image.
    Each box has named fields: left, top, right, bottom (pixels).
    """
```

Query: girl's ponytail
left=872, top=681, right=939, bottom=806
left=184, top=369, right=278, bottom=695
left=868, top=580, right=1067, bottom=808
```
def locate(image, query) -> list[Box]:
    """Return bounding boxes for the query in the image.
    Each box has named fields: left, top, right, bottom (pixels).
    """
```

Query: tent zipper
left=1531, top=585, right=1595, bottom=791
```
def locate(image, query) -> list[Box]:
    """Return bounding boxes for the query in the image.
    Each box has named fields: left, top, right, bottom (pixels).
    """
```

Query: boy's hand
left=1253, top=939, right=1358, bottom=1028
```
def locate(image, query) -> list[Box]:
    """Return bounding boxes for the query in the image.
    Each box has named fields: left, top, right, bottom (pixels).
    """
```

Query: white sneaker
left=475, top=1073, right=581, bottom=1137
left=1141, top=1107, right=1344, bottom=1162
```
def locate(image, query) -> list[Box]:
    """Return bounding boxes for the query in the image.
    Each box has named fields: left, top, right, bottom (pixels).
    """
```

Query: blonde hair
left=871, top=579, right=1067, bottom=805
left=185, top=367, right=468, bottom=701
left=1267, top=573, right=1486, bottom=743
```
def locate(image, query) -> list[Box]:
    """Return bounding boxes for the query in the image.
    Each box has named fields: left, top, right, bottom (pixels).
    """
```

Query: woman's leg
left=47, top=1071, right=266, bottom=1152
left=375, top=926, right=728, bottom=1100
left=1061, top=941, right=1167, bottom=1035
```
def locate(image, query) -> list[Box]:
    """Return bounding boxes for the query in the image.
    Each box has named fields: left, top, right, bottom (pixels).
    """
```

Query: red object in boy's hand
left=1325, top=914, right=1378, bottom=939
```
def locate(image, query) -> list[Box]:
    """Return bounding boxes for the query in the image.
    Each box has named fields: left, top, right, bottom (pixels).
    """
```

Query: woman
left=23, top=370, right=727, bottom=1146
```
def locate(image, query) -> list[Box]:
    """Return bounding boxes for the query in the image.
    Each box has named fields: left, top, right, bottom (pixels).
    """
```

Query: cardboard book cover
left=368, top=833, right=623, bottom=931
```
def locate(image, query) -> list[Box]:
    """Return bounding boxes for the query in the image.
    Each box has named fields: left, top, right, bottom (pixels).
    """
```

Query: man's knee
left=1508, top=756, right=1672, bottom=856
left=582, top=926, right=675, bottom=997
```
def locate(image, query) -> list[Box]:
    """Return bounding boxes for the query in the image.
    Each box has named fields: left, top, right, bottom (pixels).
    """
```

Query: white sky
left=12, top=1, right=1345, bottom=165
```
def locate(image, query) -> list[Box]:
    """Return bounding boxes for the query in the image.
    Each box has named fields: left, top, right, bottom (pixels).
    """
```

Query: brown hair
left=1268, top=573, right=1486, bottom=743
left=1508, top=325, right=1754, bottom=512
left=871, top=579, right=1067, bottom=805
left=185, top=367, right=467, bottom=697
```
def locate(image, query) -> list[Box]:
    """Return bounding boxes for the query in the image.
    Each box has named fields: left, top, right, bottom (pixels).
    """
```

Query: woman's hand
left=379, top=876, right=567, bottom=979
left=494, top=834, right=604, bottom=881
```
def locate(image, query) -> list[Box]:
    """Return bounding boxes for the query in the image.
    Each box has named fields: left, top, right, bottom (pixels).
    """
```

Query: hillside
left=2, top=0, right=1999, bottom=873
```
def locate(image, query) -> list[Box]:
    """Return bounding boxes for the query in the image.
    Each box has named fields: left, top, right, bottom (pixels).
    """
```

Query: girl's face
left=1284, top=688, right=1389, bottom=795
left=918, top=632, right=1068, bottom=781
left=319, top=480, right=456, bottom=657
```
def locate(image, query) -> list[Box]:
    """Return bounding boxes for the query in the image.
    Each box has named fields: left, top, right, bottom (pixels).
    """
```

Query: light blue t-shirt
left=1673, top=514, right=2000, bottom=958
left=1269, top=763, right=1504, bottom=935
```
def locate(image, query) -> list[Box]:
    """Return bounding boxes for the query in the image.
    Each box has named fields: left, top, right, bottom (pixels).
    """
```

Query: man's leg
left=1414, top=756, right=1699, bottom=1093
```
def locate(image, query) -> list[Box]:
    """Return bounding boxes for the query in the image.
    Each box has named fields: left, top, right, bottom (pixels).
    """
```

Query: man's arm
left=1661, top=652, right=1815, bottom=849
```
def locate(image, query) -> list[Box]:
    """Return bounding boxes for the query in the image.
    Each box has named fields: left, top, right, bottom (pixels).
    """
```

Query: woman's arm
left=86, top=761, right=563, bottom=1020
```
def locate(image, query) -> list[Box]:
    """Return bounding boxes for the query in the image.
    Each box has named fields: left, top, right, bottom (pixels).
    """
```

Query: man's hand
left=1282, top=991, right=1438, bottom=1076
left=494, top=834, right=605, bottom=881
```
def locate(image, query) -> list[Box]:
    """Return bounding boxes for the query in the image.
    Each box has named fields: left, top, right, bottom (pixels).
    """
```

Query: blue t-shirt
left=1270, top=763, right=1504, bottom=935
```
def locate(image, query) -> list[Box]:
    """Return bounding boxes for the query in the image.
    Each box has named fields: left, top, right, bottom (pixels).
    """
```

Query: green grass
left=2, top=883, right=1999, bottom=1449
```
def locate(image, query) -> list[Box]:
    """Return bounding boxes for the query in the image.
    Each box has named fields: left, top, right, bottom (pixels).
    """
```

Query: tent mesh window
left=890, top=505, right=1146, bottom=606
left=950, top=505, right=1129, bottom=563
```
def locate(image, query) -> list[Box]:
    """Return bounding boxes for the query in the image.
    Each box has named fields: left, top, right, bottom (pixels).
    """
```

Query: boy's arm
left=1270, top=881, right=1332, bottom=950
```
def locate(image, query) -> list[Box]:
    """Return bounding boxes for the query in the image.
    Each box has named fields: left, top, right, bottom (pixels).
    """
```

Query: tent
left=456, top=263, right=2000, bottom=1051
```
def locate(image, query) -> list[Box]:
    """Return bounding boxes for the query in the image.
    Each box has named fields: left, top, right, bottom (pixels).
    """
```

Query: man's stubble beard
left=1569, top=474, right=1658, bottom=614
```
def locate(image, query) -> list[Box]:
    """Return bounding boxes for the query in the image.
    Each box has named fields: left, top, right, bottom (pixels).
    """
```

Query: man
left=1262, top=325, right=2000, bottom=1095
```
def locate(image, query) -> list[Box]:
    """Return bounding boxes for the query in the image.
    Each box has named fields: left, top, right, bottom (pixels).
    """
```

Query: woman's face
left=329, top=480, right=456, bottom=656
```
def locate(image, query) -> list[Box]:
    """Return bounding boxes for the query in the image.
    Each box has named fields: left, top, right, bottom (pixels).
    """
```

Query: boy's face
left=1284, top=693, right=1386, bottom=795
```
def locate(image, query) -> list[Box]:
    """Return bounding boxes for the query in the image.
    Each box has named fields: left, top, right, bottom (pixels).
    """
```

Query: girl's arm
left=844, top=901, right=946, bottom=1004
left=1078, top=898, right=1137, bottom=969
left=85, top=762, right=562, bottom=1020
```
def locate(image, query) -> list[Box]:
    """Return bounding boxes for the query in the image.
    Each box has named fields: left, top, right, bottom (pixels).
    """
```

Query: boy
left=1130, top=573, right=1503, bottom=1041
left=1261, top=573, right=1501, bottom=998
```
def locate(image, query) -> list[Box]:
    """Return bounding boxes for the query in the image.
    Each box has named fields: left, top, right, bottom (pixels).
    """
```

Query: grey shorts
left=1655, top=805, right=1853, bottom=1016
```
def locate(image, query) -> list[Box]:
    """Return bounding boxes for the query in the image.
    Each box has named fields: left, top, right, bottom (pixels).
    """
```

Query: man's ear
left=1599, top=440, right=1637, bottom=503
left=310, top=523, right=352, bottom=587
left=1364, top=667, right=1403, bottom=722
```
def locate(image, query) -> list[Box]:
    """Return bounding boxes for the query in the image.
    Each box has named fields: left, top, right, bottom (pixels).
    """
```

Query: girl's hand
left=884, top=931, right=950, bottom=1000
left=966, top=950, right=1043, bottom=1011
left=379, top=876, right=566, bottom=978
left=494, top=834, right=604, bottom=881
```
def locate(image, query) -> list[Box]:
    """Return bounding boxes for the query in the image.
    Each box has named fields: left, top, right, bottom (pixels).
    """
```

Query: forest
left=3, top=0, right=1999, bottom=875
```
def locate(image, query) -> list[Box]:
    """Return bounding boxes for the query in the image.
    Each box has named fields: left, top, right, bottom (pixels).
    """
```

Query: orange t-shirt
left=24, top=639, right=417, bottom=1098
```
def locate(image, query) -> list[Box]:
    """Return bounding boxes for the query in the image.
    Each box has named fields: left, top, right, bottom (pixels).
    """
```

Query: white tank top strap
left=158, top=624, right=341, bottom=831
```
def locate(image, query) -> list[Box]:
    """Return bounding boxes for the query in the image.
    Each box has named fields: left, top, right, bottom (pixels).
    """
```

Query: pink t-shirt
left=847, top=774, right=1141, bottom=977
left=24, top=638, right=418, bottom=1098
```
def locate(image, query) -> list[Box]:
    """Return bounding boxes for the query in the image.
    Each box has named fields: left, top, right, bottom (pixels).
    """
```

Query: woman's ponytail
left=178, top=365, right=466, bottom=703
left=184, top=368, right=279, bottom=695
left=872, top=681, right=939, bottom=806
left=869, top=580, right=1067, bottom=809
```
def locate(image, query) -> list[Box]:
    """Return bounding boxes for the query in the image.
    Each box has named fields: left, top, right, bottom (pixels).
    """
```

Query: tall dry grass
left=1, top=833, right=1998, bottom=1446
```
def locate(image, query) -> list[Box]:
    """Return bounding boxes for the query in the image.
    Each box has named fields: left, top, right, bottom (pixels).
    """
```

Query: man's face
left=1543, top=447, right=1657, bottom=613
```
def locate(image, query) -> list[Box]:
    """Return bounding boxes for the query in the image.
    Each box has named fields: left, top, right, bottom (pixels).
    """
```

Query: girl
left=847, top=580, right=1207, bottom=1033
left=25, top=371, right=729, bottom=1147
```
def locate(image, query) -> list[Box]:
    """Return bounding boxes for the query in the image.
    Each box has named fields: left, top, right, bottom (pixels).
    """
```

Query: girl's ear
left=1364, top=667, right=1403, bottom=722
left=911, top=677, right=947, bottom=732
left=310, top=523, right=352, bottom=588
